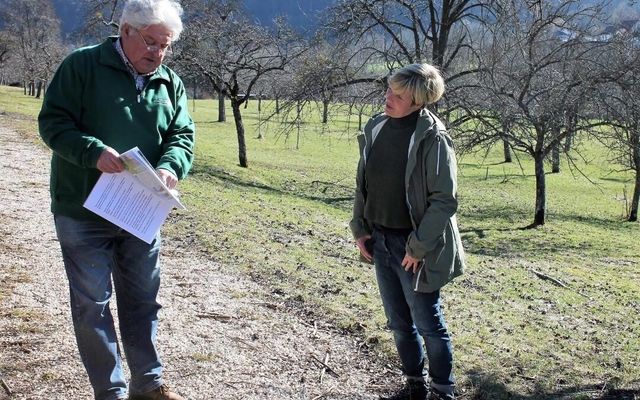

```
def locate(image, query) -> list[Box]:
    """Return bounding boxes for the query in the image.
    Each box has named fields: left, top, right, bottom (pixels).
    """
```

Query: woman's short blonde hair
left=388, top=63, right=445, bottom=106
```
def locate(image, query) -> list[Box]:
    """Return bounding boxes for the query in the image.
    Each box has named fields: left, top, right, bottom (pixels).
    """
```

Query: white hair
left=119, top=0, right=184, bottom=41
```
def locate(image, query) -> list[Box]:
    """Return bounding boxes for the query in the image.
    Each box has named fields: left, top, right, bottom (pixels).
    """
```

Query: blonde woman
left=350, top=64, right=465, bottom=400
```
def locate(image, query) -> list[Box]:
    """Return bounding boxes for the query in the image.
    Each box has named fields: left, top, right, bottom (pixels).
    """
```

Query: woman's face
left=384, top=87, right=422, bottom=118
left=121, top=23, right=173, bottom=74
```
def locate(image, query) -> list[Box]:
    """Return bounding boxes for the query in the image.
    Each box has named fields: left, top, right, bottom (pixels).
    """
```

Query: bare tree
left=464, top=0, right=612, bottom=227
left=76, top=0, right=122, bottom=42
left=0, top=0, right=66, bottom=97
left=597, top=33, right=640, bottom=222
left=322, top=0, right=494, bottom=129
left=0, top=32, right=13, bottom=67
left=178, top=1, right=305, bottom=167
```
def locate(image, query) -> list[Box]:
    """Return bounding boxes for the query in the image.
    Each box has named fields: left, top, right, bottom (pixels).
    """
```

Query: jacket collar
left=98, top=36, right=171, bottom=83
left=413, top=108, right=438, bottom=142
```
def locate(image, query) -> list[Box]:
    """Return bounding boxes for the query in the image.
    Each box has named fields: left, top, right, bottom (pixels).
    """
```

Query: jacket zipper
left=436, top=135, right=441, bottom=176
left=414, top=267, right=422, bottom=291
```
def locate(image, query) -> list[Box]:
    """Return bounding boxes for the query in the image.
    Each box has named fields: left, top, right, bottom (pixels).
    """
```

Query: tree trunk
left=629, top=130, right=640, bottom=222
left=23, top=81, right=27, bottom=95
left=503, top=138, right=512, bottom=163
left=564, top=132, right=573, bottom=153
left=218, top=91, right=226, bottom=122
left=256, top=95, right=263, bottom=140
left=502, top=121, right=512, bottom=163
left=358, top=111, right=363, bottom=131
left=533, top=153, right=546, bottom=226
left=275, top=97, right=280, bottom=114
left=322, top=99, right=329, bottom=123
left=231, top=100, right=248, bottom=168
left=551, top=143, right=560, bottom=173
left=630, top=170, right=640, bottom=222
left=36, top=80, right=43, bottom=99
left=564, top=111, right=576, bottom=153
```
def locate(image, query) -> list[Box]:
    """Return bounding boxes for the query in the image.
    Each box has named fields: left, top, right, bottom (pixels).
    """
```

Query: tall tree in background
left=77, top=0, right=122, bottom=41
left=323, top=0, right=492, bottom=127
left=464, top=0, right=612, bottom=227
left=0, top=0, right=65, bottom=97
left=179, top=1, right=305, bottom=167
left=598, top=32, right=640, bottom=222
left=0, top=31, right=16, bottom=84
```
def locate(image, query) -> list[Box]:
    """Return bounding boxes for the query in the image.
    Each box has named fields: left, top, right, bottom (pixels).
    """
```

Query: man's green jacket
left=39, top=37, right=195, bottom=221
left=350, top=109, right=465, bottom=293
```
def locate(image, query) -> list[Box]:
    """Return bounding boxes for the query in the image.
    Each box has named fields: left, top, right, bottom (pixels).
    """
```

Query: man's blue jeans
left=54, top=215, right=164, bottom=400
left=372, top=227, right=455, bottom=395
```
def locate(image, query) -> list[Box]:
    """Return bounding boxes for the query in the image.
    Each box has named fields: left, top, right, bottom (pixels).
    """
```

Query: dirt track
left=0, top=120, right=396, bottom=400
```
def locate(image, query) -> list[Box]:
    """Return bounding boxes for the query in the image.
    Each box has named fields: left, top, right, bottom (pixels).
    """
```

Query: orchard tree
left=0, top=0, right=65, bottom=97
left=323, top=0, right=494, bottom=127
left=179, top=1, right=305, bottom=167
left=464, top=0, right=613, bottom=226
left=597, top=33, right=640, bottom=222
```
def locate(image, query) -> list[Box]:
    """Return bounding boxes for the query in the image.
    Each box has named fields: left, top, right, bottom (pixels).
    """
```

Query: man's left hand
left=402, top=253, right=423, bottom=273
left=156, top=168, right=178, bottom=190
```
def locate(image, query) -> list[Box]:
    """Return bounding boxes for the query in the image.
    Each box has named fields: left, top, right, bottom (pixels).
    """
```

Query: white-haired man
left=38, top=1, right=194, bottom=399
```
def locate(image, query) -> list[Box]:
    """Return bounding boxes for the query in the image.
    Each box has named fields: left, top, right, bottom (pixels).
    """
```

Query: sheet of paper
left=83, top=147, right=185, bottom=243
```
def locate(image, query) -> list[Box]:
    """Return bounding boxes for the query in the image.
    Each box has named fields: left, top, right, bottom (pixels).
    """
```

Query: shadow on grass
left=458, top=204, right=632, bottom=258
left=599, top=176, right=633, bottom=184
left=190, top=163, right=353, bottom=209
left=466, top=370, right=639, bottom=400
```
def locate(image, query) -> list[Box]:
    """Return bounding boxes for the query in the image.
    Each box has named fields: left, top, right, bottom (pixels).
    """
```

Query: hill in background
left=52, top=0, right=336, bottom=37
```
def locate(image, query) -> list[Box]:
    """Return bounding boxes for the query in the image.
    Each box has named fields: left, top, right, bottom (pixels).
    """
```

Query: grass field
left=1, top=85, right=638, bottom=399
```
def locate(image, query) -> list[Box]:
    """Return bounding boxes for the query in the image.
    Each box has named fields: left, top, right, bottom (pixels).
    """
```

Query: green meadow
left=1, top=85, right=638, bottom=399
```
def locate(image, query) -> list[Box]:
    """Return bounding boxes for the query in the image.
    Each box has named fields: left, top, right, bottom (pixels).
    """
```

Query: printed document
left=83, top=147, right=185, bottom=243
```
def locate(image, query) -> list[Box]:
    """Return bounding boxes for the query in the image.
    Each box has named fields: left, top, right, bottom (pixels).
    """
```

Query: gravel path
left=0, top=120, right=396, bottom=400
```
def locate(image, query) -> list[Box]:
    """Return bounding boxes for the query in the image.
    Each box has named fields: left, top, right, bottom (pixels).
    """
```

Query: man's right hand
left=356, top=235, right=373, bottom=262
left=96, top=147, right=125, bottom=173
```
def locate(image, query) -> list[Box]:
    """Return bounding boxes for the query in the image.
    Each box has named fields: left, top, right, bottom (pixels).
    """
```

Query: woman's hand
left=402, top=253, right=423, bottom=273
left=356, top=235, right=373, bottom=262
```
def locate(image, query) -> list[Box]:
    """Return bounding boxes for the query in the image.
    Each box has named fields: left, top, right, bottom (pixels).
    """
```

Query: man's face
left=121, top=23, right=173, bottom=74
left=384, top=87, right=422, bottom=119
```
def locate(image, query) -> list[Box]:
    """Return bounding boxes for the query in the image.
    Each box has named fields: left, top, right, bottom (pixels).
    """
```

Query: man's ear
left=121, top=23, right=131, bottom=37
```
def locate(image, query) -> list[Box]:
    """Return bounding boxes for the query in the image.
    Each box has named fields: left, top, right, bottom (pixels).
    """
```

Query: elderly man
left=38, top=1, right=194, bottom=399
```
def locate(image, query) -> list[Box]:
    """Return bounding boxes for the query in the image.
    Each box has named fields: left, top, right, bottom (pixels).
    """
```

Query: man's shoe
left=379, top=380, right=428, bottom=400
left=426, top=388, right=454, bottom=400
left=128, top=384, right=184, bottom=400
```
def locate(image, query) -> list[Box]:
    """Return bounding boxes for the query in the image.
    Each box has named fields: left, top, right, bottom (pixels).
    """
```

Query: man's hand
left=156, top=168, right=178, bottom=190
left=402, top=253, right=423, bottom=273
left=96, top=147, right=125, bottom=173
left=356, top=235, right=373, bottom=262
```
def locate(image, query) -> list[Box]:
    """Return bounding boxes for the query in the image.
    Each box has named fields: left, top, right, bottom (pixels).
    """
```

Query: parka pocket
left=425, top=234, right=446, bottom=272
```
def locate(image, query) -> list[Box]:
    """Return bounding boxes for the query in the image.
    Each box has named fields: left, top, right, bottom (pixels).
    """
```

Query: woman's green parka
left=350, top=109, right=465, bottom=293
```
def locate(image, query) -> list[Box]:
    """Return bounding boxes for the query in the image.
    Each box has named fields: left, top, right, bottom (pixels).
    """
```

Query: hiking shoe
left=426, top=388, right=454, bottom=400
left=379, top=380, right=428, bottom=400
left=128, top=384, right=184, bottom=400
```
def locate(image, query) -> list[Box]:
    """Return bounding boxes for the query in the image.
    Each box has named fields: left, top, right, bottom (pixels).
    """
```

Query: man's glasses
left=134, top=28, right=172, bottom=54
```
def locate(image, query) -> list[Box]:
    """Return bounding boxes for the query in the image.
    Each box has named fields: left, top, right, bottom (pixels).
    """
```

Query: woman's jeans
left=54, top=215, right=164, bottom=400
left=372, top=227, right=455, bottom=395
